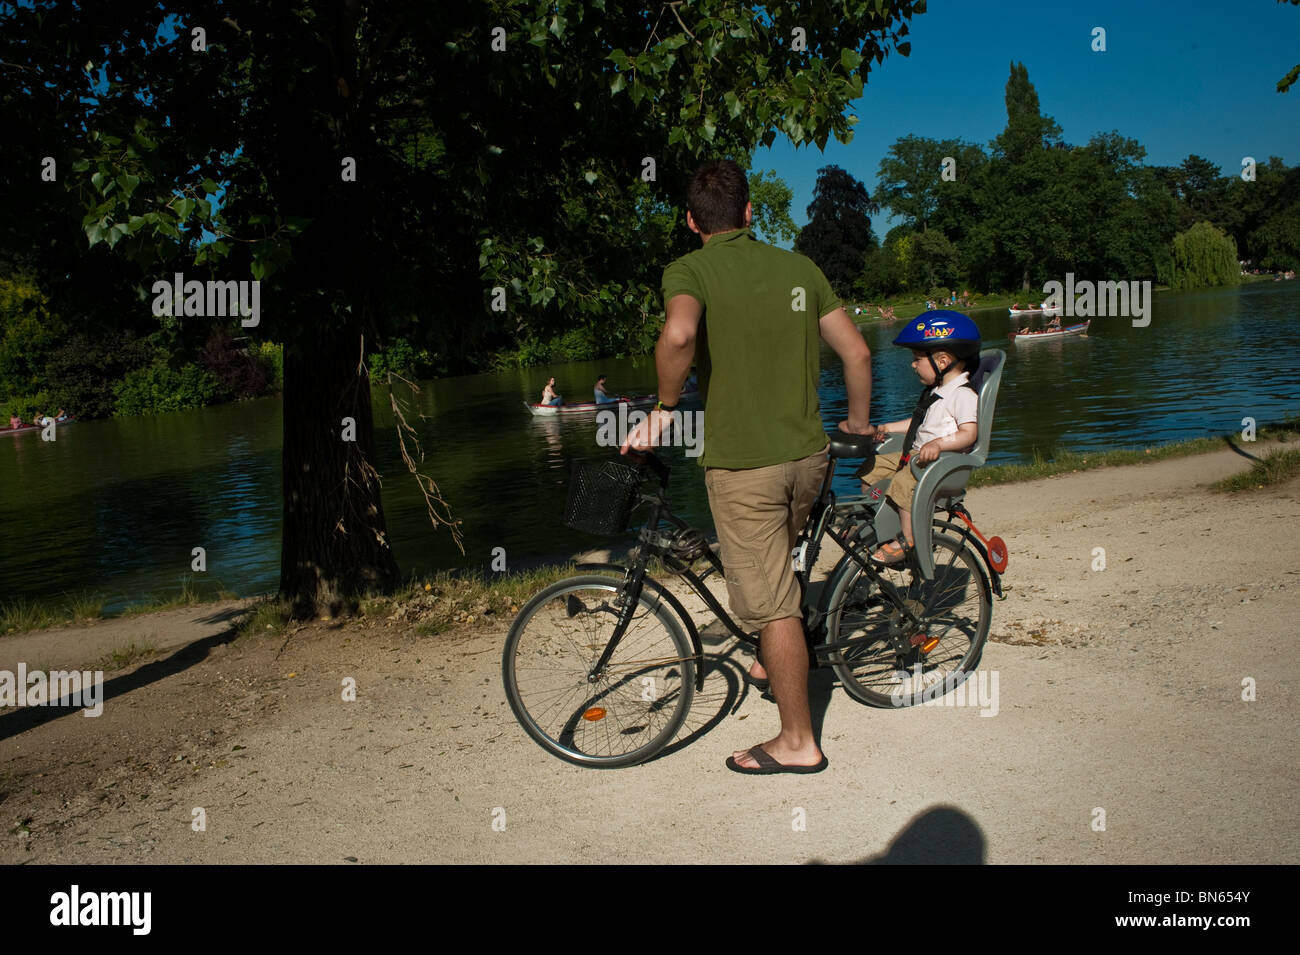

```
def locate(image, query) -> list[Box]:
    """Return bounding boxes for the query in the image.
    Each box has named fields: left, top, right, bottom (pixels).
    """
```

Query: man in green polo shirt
left=622, top=159, right=875, bottom=774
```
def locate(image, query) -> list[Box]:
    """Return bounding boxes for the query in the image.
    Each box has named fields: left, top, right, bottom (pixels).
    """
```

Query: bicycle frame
left=579, top=450, right=975, bottom=688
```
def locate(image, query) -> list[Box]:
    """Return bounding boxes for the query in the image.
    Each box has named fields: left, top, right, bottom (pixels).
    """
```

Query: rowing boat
left=1007, top=307, right=1043, bottom=316
left=523, top=386, right=699, bottom=417
left=1, top=416, right=76, bottom=436
left=1009, top=321, right=1089, bottom=343
left=524, top=394, right=658, bottom=417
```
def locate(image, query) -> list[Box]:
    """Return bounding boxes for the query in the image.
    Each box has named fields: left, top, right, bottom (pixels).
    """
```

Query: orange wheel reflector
left=582, top=707, right=607, bottom=722
left=920, top=636, right=940, bottom=654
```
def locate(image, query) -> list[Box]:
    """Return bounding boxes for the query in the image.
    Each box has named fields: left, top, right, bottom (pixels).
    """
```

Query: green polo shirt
left=662, top=227, right=840, bottom=469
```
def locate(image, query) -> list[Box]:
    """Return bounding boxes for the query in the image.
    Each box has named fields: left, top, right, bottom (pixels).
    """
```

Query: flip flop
left=725, top=745, right=829, bottom=775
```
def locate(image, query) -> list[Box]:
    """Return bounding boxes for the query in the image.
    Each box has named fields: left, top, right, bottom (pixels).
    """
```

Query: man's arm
left=620, top=293, right=701, bottom=454
left=654, top=293, right=702, bottom=405
left=818, top=306, right=874, bottom=434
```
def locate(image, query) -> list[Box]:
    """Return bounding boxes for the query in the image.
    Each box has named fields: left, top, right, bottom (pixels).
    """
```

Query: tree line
left=793, top=63, right=1300, bottom=302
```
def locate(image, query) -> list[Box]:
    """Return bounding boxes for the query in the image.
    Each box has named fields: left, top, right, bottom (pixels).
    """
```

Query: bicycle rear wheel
left=824, top=532, right=991, bottom=708
left=502, top=574, right=696, bottom=767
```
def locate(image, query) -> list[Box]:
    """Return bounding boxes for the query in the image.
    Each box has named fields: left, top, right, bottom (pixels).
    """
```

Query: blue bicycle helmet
left=893, top=310, right=981, bottom=383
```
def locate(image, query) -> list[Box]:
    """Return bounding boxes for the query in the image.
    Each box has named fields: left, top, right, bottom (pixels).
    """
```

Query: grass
left=1, top=576, right=237, bottom=638
left=1213, top=448, right=1300, bottom=492
left=116, top=575, right=226, bottom=617
left=362, top=565, right=584, bottom=635
left=91, top=640, right=158, bottom=672
left=1, top=590, right=107, bottom=636
left=237, top=596, right=293, bottom=637
left=971, top=418, right=1299, bottom=488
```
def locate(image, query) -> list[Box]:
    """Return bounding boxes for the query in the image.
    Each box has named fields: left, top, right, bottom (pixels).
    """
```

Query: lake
left=2, top=280, right=1297, bottom=611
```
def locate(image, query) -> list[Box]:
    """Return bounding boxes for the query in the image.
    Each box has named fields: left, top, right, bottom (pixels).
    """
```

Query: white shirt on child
left=913, top=372, right=978, bottom=453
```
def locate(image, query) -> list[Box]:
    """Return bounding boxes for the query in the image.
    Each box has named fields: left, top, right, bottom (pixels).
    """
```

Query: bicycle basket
left=563, top=458, right=644, bottom=535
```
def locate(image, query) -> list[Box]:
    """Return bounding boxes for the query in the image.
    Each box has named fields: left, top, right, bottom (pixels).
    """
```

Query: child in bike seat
left=859, top=311, right=981, bottom=564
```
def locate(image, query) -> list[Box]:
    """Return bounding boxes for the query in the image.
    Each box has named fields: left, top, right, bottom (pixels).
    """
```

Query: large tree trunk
left=279, top=320, right=399, bottom=617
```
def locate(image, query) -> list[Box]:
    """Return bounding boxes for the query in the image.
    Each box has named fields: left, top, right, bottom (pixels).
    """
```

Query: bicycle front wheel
left=825, top=532, right=991, bottom=708
left=502, top=574, right=696, bottom=768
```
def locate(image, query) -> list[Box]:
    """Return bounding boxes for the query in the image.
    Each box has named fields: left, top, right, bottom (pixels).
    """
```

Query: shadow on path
left=0, top=619, right=245, bottom=743
left=809, top=805, right=987, bottom=864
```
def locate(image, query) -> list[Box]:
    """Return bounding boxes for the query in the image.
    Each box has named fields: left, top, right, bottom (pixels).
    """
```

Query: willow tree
left=1159, top=222, right=1241, bottom=290
left=3, top=0, right=924, bottom=616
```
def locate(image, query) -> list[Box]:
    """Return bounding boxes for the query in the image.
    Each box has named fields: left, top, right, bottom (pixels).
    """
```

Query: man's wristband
left=655, top=400, right=678, bottom=413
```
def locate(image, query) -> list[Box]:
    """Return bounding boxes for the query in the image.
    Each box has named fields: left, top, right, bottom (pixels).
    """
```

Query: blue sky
left=754, top=0, right=1300, bottom=238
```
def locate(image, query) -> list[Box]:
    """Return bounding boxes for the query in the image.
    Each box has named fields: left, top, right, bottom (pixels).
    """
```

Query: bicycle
left=501, top=426, right=1007, bottom=769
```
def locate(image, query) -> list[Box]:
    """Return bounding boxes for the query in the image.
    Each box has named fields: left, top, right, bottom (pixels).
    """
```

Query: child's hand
left=874, top=428, right=890, bottom=443
left=915, top=439, right=943, bottom=464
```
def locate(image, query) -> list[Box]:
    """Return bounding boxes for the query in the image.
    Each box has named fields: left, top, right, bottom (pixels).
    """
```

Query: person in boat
left=593, top=375, right=616, bottom=405
left=1046, top=315, right=1062, bottom=331
left=540, top=377, right=562, bottom=406
left=8, top=412, right=21, bottom=429
left=55, top=408, right=68, bottom=421
left=858, top=312, right=980, bottom=565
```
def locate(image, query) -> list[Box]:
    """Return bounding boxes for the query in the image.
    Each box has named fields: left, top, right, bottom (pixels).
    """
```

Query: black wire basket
left=563, top=458, right=644, bottom=535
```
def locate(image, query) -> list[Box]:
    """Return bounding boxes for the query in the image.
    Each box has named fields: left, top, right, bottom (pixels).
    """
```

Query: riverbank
left=2, top=437, right=1297, bottom=863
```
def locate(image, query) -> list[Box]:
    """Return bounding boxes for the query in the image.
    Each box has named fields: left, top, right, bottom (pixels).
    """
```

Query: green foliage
left=748, top=170, right=800, bottom=245
left=45, top=331, right=156, bottom=419
left=4, top=390, right=52, bottom=421
left=256, top=341, right=284, bottom=391
left=368, top=337, right=439, bottom=383
left=113, top=360, right=221, bottom=416
left=995, top=62, right=1062, bottom=163
left=0, top=276, right=67, bottom=399
left=1159, top=221, right=1241, bottom=290
left=794, top=165, right=879, bottom=296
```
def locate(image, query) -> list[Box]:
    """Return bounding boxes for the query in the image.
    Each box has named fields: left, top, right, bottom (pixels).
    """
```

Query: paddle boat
left=1009, top=321, right=1090, bottom=343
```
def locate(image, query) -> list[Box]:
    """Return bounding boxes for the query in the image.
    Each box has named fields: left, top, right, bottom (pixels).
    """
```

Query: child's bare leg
left=900, top=507, right=914, bottom=548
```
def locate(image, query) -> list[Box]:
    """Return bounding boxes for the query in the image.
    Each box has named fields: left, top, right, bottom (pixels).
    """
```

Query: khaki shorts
left=704, top=446, right=829, bottom=628
left=859, top=451, right=916, bottom=510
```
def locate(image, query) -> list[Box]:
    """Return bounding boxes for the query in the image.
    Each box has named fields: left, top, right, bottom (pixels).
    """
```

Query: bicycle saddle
left=826, top=429, right=876, bottom=459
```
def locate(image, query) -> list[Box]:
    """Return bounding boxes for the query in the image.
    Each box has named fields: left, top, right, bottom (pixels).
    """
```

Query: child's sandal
left=870, top=540, right=910, bottom=565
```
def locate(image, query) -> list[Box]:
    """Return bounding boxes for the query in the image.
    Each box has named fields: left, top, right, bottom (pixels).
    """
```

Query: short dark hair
left=596, top=375, right=607, bottom=383
left=687, top=160, right=749, bottom=234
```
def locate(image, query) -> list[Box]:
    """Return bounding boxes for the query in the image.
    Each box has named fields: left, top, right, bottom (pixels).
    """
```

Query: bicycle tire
left=502, top=573, right=697, bottom=768
left=824, top=532, right=991, bottom=708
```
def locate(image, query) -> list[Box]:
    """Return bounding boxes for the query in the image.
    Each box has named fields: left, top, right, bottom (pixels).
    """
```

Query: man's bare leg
left=731, top=616, right=823, bottom=768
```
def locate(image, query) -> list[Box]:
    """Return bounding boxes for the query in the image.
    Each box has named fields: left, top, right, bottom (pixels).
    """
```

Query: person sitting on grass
left=858, top=312, right=981, bottom=564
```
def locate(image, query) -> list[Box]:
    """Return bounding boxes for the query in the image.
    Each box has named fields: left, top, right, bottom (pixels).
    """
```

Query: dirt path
left=2, top=441, right=1297, bottom=864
